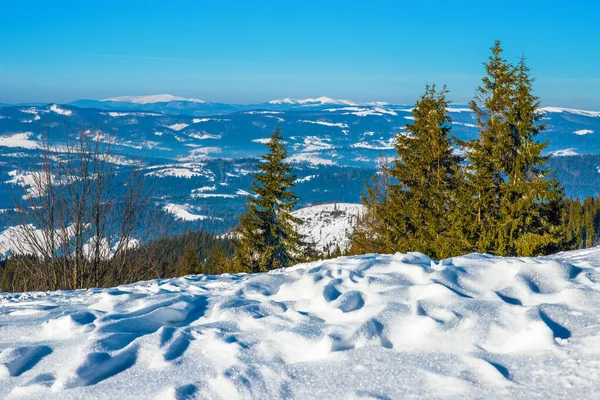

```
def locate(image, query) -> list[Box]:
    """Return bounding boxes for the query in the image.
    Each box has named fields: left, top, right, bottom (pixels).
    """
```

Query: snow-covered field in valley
left=1, top=248, right=600, bottom=399
left=292, top=202, right=365, bottom=254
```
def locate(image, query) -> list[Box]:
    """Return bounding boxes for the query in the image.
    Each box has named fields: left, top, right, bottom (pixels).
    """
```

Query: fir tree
left=351, top=86, right=465, bottom=259
left=464, top=42, right=566, bottom=256
left=177, top=243, right=201, bottom=276
left=234, top=127, right=302, bottom=272
left=349, top=157, right=393, bottom=255
left=496, top=56, right=565, bottom=256
left=465, top=40, right=518, bottom=253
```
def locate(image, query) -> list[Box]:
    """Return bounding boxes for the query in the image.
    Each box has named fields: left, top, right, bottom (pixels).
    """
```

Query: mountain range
left=1, top=95, right=600, bottom=237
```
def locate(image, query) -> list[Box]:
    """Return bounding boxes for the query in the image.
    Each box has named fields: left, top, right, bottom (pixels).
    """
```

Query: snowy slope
left=292, top=203, right=364, bottom=253
left=1, top=248, right=600, bottom=398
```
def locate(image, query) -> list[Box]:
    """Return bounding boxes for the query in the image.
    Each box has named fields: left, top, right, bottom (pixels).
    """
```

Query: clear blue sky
left=1, top=0, right=599, bottom=108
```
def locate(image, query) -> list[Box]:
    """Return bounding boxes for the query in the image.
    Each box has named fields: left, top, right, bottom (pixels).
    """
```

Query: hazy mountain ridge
left=2, top=101, right=600, bottom=166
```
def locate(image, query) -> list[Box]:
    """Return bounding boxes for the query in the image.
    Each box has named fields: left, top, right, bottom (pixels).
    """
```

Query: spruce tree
left=497, top=55, right=565, bottom=255
left=349, top=159, right=393, bottom=255
left=466, top=42, right=566, bottom=256
left=234, top=127, right=302, bottom=272
left=177, top=243, right=201, bottom=276
left=351, top=86, right=465, bottom=259
left=465, top=40, right=517, bottom=253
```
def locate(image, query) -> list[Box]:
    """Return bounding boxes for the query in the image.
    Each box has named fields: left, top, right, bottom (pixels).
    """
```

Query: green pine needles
left=351, top=40, right=566, bottom=259
left=235, top=127, right=303, bottom=272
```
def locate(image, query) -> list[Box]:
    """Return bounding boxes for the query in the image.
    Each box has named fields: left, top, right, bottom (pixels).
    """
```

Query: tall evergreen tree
left=234, top=127, right=302, bottom=272
left=495, top=56, right=565, bottom=255
left=465, top=40, right=517, bottom=253
left=465, top=42, right=566, bottom=256
left=351, top=85, right=465, bottom=259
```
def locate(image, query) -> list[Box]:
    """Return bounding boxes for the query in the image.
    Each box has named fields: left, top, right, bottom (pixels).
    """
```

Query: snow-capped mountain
left=293, top=203, right=364, bottom=254
left=268, top=96, right=391, bottom=107
left=0, top=246, right=598, bottom=398
left=269, top=96, right=360, bottom=106
left=102, top=94, right=206, bottom=104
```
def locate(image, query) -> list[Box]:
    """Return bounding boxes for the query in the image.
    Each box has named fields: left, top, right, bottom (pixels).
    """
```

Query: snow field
left=0, top=248, right=599, bottom=398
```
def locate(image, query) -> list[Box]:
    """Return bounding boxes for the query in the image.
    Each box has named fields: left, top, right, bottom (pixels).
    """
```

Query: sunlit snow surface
left=1, top=248, right=600, bottom=399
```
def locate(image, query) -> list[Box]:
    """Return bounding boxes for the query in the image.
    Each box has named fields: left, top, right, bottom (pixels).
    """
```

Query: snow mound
left=1, top=247, right=600, bottom=398
left=103, top=94, right=205, bottom=104
left=293, top=203, right=365, bottom=253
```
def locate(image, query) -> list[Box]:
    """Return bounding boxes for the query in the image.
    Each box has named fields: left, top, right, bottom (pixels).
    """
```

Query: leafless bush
left=5, top=128, right=167, bottom=290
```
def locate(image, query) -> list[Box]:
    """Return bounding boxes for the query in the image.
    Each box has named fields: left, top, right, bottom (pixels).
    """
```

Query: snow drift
left=1, top=247, right=600, bottom=399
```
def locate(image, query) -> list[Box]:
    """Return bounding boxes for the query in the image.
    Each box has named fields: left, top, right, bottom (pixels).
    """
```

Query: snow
left=244, top=111, right=283, bottom=115
left=5, top=170, right=47, bottom=198
left=104, top=112, right=161, bottom=117
left=299, top=120, right=349, bottom=129
left=190, top=193, right=237, bottom=199
left=268, top=97, right=389, bottom=107
left=236, top=189, right=255, bottom=197
left=187, top=132, right=221, bottom=140
left=301, top=136, right=335, bottom=152
left=269, top=96, right=359, bottom=106
left=193, top=185, right=216, bottom=193
left=348, top=107, right=398, bottom=117
left=573, top=129, right=594, bottom=135
left=294, top=174, right=318, bottom=184
left=251, top=138, right=271, bottom=144
left=163, top=203, right=208, bottom=221
left=191, top=118, right=229, bottom=123
left=552, top=148, right=578, bottom=156
left=540, top=107, right=600, bottom=118
left=49, top=104, right=73, bottom=116
left=146, top=168, right=204, bottom=178
left=445, top=107, right=473, bottom=113
left=166, top=123, right=189, bottom=131
left=178, top=147, right=222, bottom=161
left=453, top=121, right=478, bottom=128
left=351, top=138, right=395, bottom=150
left=1, top=246, right=600, bottom=398
left=285, top=153, right=336, bottom=166
left=103, top=94, right=205, bottom=104
left=0, top=132, right=39, bottom=149
left=293, top=203, right=365, bottom=253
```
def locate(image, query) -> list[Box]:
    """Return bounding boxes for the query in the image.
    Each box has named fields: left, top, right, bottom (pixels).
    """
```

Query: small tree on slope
left=234, top=127, right=302, bottom=272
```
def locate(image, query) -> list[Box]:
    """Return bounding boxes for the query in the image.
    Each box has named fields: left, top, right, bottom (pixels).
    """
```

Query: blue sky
left=1, top=0, right=599, bottom=108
